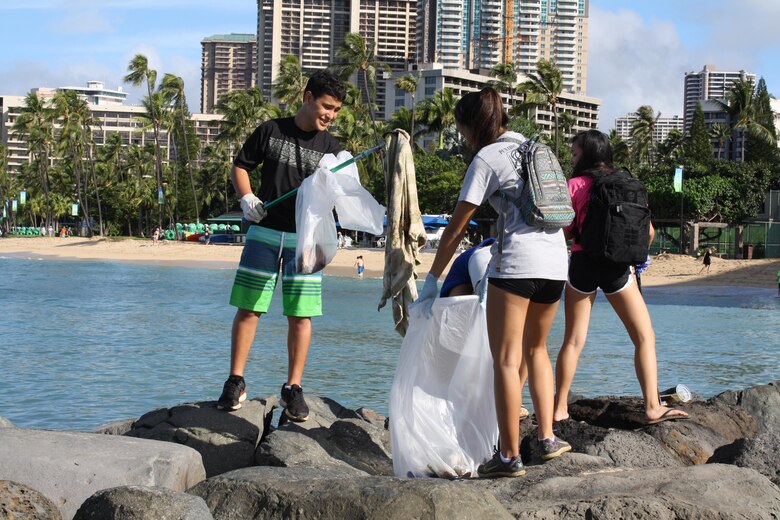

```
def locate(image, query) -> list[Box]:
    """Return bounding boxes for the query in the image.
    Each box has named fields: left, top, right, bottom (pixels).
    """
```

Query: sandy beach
left=2, top=236, right=779, bottom=289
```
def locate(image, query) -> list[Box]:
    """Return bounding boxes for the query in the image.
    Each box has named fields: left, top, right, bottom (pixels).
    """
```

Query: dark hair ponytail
left=454, top=87, right=508, bottom=153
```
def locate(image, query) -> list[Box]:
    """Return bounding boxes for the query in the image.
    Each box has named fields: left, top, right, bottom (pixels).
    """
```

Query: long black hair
left=570, top=130, right=613, bottom=177
left=454, top=87, right=508, bottom=153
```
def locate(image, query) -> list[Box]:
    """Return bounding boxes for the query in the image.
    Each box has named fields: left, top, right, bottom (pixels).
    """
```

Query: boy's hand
left=240, top=194, right=267, bottom=222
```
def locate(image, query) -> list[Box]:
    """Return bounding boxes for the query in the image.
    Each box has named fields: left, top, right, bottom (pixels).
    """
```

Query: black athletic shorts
left=567, top=251, right=633, bottom=295
left=487, top=278, right=565, bottom=304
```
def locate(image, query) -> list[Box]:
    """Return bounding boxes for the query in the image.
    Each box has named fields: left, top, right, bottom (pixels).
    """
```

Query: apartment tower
left=418, top=0, right=588, bottom=93
left=683, top=64, right=755, bottom=131
left=256, top=0, right=416, bottom=108
left=200, top=33, right=258, bottom=114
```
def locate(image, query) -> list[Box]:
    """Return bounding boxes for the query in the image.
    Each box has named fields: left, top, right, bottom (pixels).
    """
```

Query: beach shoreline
left=2, top=236, right=778, bottom=288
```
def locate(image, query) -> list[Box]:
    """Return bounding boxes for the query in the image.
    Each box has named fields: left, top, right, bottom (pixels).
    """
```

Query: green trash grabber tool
left=262, top=142, right=385, bottom=210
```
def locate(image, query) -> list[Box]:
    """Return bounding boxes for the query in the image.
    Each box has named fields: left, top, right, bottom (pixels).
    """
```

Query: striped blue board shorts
left=229, top=225, right=322, bottom=317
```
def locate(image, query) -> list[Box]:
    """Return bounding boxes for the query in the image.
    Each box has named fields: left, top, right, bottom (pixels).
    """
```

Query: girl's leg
left=523, top=299, right=562, bottom=440
left=486, top=284, right=528, bottom=458
left=606, top=283, right=688, bottom=422
left=553, top=285, right=596, bottom=421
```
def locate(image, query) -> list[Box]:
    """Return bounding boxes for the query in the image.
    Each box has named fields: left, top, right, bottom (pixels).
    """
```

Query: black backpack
left=577, top=170, right=651, bottom=264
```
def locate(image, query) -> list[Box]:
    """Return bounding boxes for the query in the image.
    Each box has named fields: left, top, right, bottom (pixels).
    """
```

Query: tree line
left=1, top=33, right=777, bottom=237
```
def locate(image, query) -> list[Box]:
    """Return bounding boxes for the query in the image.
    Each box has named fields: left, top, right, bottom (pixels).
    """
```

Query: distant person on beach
left=553, top=130, right=689, bottom=426
left=776, top=269, right=780, bottom=298
left=217, top=70, right=346, bottom=420
left=354, top=255, right=365, bottom=278
left=413, top=87, right=571, bottom=478
left=699, top=248, right=712, bottom=275
left=204, top=226, right=211, bottom=245
left=440, top=237, right=531, bottom=420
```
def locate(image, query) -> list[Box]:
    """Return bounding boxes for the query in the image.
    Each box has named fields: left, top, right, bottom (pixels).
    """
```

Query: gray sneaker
left=539, top=436, right=572, bottom=461
left=477, top=451, right=526, bottom=478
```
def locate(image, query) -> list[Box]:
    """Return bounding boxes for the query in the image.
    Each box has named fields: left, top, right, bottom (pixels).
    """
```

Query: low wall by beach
left=2, top=236, right=779, bottom=288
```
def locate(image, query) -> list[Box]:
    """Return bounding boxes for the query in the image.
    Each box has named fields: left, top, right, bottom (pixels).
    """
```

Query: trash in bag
left=389, top=285, right=497, bottom=478
left=295, top=151, right=385, bottom=274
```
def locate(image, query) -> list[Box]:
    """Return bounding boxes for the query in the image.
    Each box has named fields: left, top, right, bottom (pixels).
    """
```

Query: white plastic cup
left=659, top=384, right=692, bottom=404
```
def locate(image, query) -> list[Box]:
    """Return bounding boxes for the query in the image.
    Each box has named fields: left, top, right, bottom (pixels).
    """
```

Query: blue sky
left=0, top=0, right=777, bottom=129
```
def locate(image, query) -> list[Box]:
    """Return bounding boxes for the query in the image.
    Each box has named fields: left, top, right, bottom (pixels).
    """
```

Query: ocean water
left=0, top=256, right=778, bottom=431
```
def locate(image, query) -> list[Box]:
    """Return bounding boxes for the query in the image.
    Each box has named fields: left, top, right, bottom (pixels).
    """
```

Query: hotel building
left=200, top=33, right=258, bottom=114
left=683, top=64, right=755, bottom=131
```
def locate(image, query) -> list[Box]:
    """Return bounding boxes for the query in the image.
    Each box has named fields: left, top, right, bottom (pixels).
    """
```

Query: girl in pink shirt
left=553, top=130, right=689, bottom=426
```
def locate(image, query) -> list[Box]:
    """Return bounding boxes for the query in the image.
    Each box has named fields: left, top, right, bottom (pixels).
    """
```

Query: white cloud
left=588, top=7, right=689, bottom=130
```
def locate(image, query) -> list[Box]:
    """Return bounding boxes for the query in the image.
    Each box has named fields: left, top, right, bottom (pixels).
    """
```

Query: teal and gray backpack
left=498, top=136, right=574, bottom=229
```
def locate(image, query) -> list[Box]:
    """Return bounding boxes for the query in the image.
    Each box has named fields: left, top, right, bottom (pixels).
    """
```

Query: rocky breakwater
left=2, top=381, right=779, bottom=519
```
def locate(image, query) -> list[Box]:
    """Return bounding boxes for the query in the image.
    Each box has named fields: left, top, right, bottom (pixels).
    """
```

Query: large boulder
left=0, top=480, right=61, bottom=520
left=713, top=380, right=780, bottom=434
left=188, top=466, right=513, bottom=520
left=566, top=394, right=758, bottom=465
left=477, top=463, right=780, bottom=519
left=709, top=432, right=780, bottom=487
left=257, top=395, right=392, bottom=476
left=254, top=430, right=369, bottom=475
left=74, top=486, right=213, bottom=520
left=0, top=428, right=205, bottom=520
left=531, top=419, right=682, bottom=468
left=124, top=398, right=275, bottom=477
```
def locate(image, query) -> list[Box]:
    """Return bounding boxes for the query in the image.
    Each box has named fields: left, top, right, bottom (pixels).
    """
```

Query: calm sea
left=1, top=256, right=778, bottom=431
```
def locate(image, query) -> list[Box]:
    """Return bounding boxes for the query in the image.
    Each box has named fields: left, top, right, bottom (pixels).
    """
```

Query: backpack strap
left=494, top=136, right=525, bottom=273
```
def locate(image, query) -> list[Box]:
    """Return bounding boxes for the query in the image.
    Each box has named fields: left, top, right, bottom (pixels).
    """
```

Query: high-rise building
left=1, top=85, right=223, bottom=174
left=418, top=0, right=588, bottom=94
left=200, top=33, right=258, bottom=114
left=614, top=113, right=684, bottom=143
left=256, top=0, right=416, bottom=112
left=383, top=63, right=600, bottom=149
left=683, top=64, right=755, bottom=131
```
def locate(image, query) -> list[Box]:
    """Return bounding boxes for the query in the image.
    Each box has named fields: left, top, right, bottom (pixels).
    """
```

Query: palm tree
left=124, top=54, right=163, bottom=227
left=160, top=73, right=200, bottom=223
left=630, top=105, right=661, bottom=166
left=273, top=55, right=308, bottom=114
left=0, top=144, right=9, bottom=234
left=215, top=87, right=278, bottom=155
left=489, top=63, right=518, bottom=105
left=395, top=73, right=420, bottom=138
left=519, top=59, right=563, bottom=152
left=12, top=92, right=55, bottom=228
left=418, top=88, right=458, bottom=150
left=709, top=123, right=731, bottom=160
left=199, top=142, right=232, bottom=214
left=608, top=130, right=631, bottom=169
left=716, top=78, right=774, bottom=162
left=53, top=89, right=97, bottom=234
left=334, top=33, right=389, bottom=145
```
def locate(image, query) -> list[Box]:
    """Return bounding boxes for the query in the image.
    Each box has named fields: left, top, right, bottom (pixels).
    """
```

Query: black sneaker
left=217, top=375, right=246, bottom=411
left=280, top=384, right=309, bottom=422
left=539, top=435, right=572, bottom=461
left=477, top=451, right=526, bottom=478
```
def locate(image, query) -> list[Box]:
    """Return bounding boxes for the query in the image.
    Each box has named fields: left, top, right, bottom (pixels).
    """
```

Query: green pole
left=263, top=143, right=385, bottom=210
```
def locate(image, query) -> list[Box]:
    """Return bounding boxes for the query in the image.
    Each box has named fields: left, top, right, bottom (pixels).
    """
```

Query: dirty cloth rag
left=378, top=129, right=427, bottom=336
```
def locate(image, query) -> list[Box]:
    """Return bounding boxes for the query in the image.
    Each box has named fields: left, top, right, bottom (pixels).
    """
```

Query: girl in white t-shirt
left=413, top=87, right=571, bottom=478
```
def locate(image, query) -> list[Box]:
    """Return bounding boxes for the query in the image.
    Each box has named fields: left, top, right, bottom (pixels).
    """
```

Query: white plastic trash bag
left=389, top=292, right=497, bottom=478
left=295, top=152, right=385, bottom=274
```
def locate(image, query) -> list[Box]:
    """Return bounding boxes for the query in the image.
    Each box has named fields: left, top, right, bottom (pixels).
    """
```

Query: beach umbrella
left=230, top=224, right=240, bottom=232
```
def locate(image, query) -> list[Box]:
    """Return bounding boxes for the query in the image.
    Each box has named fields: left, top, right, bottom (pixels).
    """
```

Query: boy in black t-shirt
left=218, top=71, right=346, bottom=421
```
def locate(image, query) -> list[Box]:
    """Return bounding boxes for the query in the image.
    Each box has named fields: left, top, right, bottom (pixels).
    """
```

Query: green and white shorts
left=229, top=225, right=322, bottom=317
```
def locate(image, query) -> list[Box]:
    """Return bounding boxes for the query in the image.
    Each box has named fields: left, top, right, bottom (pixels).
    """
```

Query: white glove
left=410, top=273, right=439, bottom=318
left=240, top=194, right=266, bottom=222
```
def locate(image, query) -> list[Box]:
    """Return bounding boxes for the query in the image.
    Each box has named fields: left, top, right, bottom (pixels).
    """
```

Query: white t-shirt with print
left=458, top=131, right=568, bottom=281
